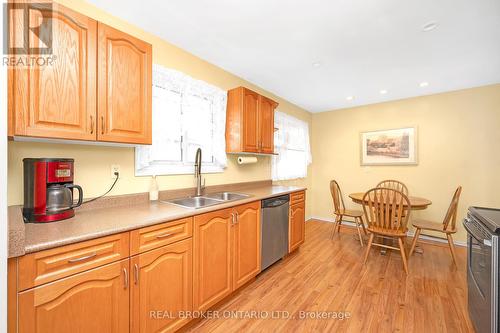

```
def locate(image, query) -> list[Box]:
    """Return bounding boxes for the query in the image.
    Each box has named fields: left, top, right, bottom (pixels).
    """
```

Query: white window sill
left=272, top=177, right=307, bottom=181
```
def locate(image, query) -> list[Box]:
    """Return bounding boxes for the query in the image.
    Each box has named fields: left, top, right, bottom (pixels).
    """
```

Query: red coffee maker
left=23, top=158, right=83, bottom=223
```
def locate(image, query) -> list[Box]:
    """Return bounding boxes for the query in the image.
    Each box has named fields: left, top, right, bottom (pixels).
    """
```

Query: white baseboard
left=308, top=216, right=467, bottom=247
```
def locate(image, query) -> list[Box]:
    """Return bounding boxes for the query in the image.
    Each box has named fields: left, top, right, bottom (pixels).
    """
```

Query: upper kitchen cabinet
left=8, top=4, right=152, bottom=145
left=259, top=96, right=276, bottom=154
left=226, top=87, right=278, bottom=154
left=97, top=23, right=152, bottom=144
left=8, top=3, right=97, bottom=141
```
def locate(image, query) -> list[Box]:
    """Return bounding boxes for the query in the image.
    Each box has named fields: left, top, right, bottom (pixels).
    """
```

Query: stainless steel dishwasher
left=261, top=195, right=289, bottom=271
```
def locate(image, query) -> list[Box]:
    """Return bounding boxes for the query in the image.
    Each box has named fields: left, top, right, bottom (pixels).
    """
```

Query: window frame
left=272, top=111, right=312, bottom=181
left=135, top=65, right=227, bottom=176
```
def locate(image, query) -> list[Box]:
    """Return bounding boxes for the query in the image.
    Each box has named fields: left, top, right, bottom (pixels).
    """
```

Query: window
left=135, top=65, right=227, bottom=176
left=272, top=111, right=312, bottom=181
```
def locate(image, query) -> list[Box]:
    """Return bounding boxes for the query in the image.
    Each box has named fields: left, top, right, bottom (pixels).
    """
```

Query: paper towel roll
left=237, top=156, right=258, bottom=165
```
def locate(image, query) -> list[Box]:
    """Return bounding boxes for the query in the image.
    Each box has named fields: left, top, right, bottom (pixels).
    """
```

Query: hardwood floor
left=187, top=219, right=474, bottom=333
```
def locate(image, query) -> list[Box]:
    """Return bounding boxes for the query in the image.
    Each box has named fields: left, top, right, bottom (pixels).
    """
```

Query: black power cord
left=80, top=171, right=119, bottom=205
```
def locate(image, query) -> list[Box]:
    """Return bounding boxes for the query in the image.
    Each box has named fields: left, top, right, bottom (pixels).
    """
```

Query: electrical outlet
left=111, top=165, right=121, bottom=178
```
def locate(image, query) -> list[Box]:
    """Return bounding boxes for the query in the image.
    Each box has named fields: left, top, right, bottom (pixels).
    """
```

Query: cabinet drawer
left=18, top=233, right=129, bottom=291
left=290, top=191, right=305, bottom=205
left=130, top=217, right=193, bottom=255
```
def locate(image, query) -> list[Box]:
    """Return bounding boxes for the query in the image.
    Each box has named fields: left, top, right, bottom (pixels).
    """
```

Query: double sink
left=163, top=192, right=250, bottom=209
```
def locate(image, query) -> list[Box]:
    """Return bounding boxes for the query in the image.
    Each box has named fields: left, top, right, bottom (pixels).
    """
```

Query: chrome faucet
left=194, top=148, right=205, bottom=196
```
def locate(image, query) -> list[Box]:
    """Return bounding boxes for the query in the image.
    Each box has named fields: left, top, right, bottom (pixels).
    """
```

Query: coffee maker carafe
left=23, top=158, right=83, bottom=223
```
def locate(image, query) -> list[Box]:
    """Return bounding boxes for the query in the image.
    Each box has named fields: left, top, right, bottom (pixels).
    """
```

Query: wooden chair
left=330, top=180, right=367, bottom=246
left=409, top=186, right=462, bottom=267
left=362, top=187, right=412, bottom=274
left=377, top=180, right=409, bottom=196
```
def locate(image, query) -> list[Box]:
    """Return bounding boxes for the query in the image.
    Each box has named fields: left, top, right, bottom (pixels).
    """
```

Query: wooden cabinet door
left=9, top=3, right=97, bottom=140
left=193, top=209, right=233, bottom=311
left=242, top=88, right=260, bottom=152
left=131, top=239, right=192, bottom=333
left=259, top=96, right=276, bottom=154
left=232, top=202, right=261, bottom=290
left=289, top=201, right=305, bottom=253
left=97, top=23, right=152, bottom=144
left=18, top=259, right=129, bottom=333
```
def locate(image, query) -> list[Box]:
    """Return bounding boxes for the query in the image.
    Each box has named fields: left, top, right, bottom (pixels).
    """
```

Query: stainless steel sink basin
left=164, top=196, right=223, bottom=209
left=162, top=192, right=251, bottom=209
left=204, top=192, right=250, bottom=201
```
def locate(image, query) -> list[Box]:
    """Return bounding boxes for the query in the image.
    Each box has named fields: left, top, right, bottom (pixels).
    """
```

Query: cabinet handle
left=123, top=268, right=128, bottom=289
left=235, top=212, right=239, bottom=224
left=90, top=116, right=94, bottom=134
left=156, top=232, right=179, bottom=239
left=231, top=213, right=235, bottom=225
left=133, top=264, right=139, bottom=285
left=101, top=116, right=105, bottom=135
left=68, top=252, right=97, bottom=263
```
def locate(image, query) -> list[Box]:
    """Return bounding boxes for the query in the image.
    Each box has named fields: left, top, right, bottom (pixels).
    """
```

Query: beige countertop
left=8, top=184, right=305, bottom=258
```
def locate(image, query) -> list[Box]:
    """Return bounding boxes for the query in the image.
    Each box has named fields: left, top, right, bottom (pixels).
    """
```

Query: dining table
left=348, top=192, right=432, bottom=210
left=348, top=192, right=432, bottom=254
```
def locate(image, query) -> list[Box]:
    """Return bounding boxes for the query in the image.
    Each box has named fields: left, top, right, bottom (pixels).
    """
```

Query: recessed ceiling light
left=379, top=89, right=388, bottom=95
left=346, top=96, right=354, bottom=101
left=312, top=62, right=321, bottom=68
left=419, top=81, right=429, bottom=87
left=422, top=21, right=439, bottom=32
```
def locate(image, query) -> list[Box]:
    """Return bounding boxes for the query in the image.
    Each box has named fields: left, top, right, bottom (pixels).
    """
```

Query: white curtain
left=272, top=111, right=312, bottom=181
left=135, top=65, right=227, bottom=176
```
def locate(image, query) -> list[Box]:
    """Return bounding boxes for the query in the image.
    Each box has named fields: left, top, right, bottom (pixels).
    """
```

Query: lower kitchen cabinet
left=232, top=201, right=261, bottom=290
left=193, top=208, right=233, bottom=311
left=9, top=193, right=304, bottom=333
left=289, top=200, right=306, bottom=253
left=17, top=259, right=130, bottom=333
left=193, top=202, right=262, bottom=311
left=130, top=238, right=193, bottom=333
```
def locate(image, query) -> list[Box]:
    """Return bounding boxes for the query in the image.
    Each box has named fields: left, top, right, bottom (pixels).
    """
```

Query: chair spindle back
left=442, top=186, right=462, bottom=231
left=330, top=180, right=345, bottom=214
left=362, top=187, right=411, bottom=234
left=376, top=180, right=409, bottom=196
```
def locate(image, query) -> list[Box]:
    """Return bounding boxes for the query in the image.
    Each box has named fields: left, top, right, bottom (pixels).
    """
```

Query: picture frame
left=360, top=127, right=418, bottom=166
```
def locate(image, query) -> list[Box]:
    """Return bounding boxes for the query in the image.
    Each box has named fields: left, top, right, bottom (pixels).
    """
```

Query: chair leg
left=355, top=217, right=364, bottom=247
left=398, top=237, right=409, bottom=275
left=359, top=216, right=368, bottom=235
left=447, top=234, right=458, bottom=267
left=337, top=215, right=343, bottom=232
left=409, top=228, right=421, bottom=256
left=331, top=215, right=340, bottom=239
left=363, top=233, right=375, bottom=264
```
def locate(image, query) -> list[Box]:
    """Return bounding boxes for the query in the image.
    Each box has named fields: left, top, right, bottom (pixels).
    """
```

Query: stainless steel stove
left=464, top=207, right=500, bottom=333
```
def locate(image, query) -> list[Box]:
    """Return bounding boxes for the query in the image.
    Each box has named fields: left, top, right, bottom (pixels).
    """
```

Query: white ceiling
left=89, top=0, right=500, bottom=112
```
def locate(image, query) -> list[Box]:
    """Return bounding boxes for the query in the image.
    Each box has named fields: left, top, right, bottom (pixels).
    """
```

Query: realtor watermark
left=149, top=310, right=352, bottom=321
left=297, top=310, right=352, bottom=320
left=2, top=2, right=57, bottom=67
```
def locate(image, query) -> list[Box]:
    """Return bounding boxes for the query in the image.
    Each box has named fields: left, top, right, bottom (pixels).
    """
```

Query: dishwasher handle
left=262, top=195, right=290, bottom=208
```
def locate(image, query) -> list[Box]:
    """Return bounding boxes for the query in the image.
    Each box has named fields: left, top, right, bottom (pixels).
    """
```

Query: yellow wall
left=311, top=84, right=500, bottom=242
left=10, top=0, right=498, bottom=241
left=7, top=0, right=313, bottom=216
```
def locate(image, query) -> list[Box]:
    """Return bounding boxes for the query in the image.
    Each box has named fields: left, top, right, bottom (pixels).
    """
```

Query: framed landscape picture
left=360, top=127, right=417, bottom=166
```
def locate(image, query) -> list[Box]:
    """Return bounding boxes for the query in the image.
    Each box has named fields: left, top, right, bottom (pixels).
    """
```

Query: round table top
left=348, top=192, right=432, bottom=210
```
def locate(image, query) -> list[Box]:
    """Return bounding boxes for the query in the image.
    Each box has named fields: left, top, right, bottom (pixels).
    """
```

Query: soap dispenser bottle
left=149, top=175, right=159, bottom=201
